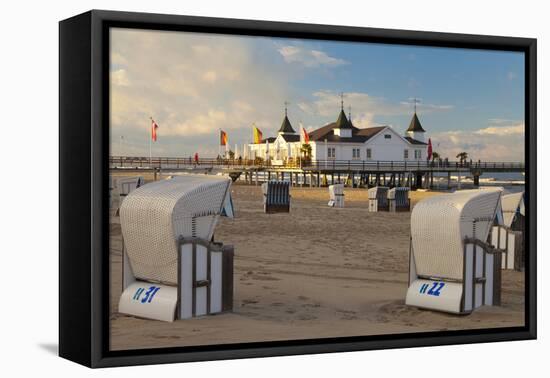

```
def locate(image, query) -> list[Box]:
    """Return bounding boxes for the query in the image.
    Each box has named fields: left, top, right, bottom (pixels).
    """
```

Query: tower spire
left=412, top=97, right=420, bottom=114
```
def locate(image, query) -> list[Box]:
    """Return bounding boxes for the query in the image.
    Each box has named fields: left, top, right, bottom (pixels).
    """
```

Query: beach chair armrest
left=463, top=237, right=505, bottom=255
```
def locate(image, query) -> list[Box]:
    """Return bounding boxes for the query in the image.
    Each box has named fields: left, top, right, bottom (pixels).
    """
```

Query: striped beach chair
left=388, top=187, right=410, bottom=212
left=368, top=186, right=389, bottom=212
left=262, top=181, right=291, bottom=213
left=328, top=184, right=344, bottom=208
left=118, top=175, right=234, bottom=322
left=406, top=188, right=504, bottom=314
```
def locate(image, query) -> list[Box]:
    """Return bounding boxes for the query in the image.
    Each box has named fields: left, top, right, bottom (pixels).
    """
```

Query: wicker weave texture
left=120, top=175, right=231, bottom=285
left=411, top=188, right=502, bottom=280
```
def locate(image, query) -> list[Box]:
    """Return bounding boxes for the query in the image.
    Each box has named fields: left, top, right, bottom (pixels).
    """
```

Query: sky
left=110, top=28, right=525, bottom=161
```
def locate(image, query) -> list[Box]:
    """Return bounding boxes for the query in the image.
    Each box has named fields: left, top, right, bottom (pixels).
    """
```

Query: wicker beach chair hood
left=411, top=188, right=502, bottom=281
left=120, top=175, right=231, bottom=285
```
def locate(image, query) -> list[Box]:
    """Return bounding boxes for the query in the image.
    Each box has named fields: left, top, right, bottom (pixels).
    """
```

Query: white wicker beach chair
left=262, top=181, right=290, bottom=213
left=388, top=187, right=410, bottom=212
left=118, top=175, right=234, bottom=321
left=328, top=184, right=345, bottom=207
left=406, top=188, right=504, bottom=314
left=490, top=191, right=525, bottom=271
left=368, top=186, right=389, bottom=212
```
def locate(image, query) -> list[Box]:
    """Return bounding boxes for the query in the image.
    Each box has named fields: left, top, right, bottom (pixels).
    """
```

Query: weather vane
left=412, top=97, right=421, bottom=113
left=339, top=92, right=345, bottom=110
left=284, top=101, right=290, bottom=116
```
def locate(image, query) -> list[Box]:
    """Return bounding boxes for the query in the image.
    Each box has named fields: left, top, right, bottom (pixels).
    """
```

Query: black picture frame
left=59, top=9, right=537, bottom=368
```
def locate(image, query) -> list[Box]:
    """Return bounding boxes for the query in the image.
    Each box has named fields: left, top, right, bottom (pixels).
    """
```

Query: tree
left=300, top=143, right=312, bottom=165
left=300, top=143, right=312, bottom=157
left=228, top=150, right=235, bottom=159
left=431, top=151, right=440, bottom=162
left=456, top=152, right=468, bottom=165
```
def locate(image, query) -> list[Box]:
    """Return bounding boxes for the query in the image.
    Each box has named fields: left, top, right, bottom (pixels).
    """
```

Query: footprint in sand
left=270, top=302, right=284, bottom=307
left=297, top=295, right=309, bottom=301
left=241, top=299, right=259, bottom=306
left=297, top=314, right=317, bottom=321
left=302, top=303, right=321, bottom=308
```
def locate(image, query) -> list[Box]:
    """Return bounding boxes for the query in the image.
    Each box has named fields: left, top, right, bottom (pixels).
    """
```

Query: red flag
left=301, top=126, right=309, bottom=143
left=427, top=138, right=433, bottom=160
left=151, top=118, right=159, bottom=142
left=220, top=130, right=228, bottom=146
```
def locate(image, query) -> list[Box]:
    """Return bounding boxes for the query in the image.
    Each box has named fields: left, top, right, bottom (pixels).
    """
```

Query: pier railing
left=109, top=156, right=524, bottom=172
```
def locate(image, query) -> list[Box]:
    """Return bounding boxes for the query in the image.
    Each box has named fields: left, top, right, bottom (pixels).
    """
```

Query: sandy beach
left=109, top=182, right=525, bottom=351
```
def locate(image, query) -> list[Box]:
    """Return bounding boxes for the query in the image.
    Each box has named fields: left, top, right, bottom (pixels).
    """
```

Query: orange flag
left=220, top=130, right=228, bottom=146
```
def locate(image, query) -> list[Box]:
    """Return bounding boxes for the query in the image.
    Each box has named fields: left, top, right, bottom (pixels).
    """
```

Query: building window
left=384, top=134, right=391, bottom=139
left=404, top=149, right=409, bottom=159
left=328, top=147, right=336, bottom=159
left=352, top=148, right=360, bottom=159
left=414, top=150, right=422, bottom=159
left=366, top=148, right=372, bottom=159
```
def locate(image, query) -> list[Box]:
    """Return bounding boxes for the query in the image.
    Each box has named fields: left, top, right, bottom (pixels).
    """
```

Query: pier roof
left=404, top=136, right=427, bottom=145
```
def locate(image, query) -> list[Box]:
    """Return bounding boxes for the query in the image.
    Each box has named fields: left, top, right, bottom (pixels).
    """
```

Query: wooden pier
left=109, top=156, right=524, bottom=189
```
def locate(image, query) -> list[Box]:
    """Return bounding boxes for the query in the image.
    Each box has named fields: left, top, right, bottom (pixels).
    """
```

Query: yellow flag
left=253, top=126, right=263, bottom=144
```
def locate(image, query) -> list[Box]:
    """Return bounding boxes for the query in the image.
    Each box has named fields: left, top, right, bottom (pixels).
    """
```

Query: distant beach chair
left=368, top=186, right=389, bottom=212
left=490, top=191, right=525, bottom=271
left=113, top=176, right=144, bottom=215
left=262, top=181, right=290, bottom=213
left=406, top=188, right=504, bottom=314
left=388, top=187, right=410, bottom=212
left=328, top=184, right=344, bottom=208
left=117, top=176, right=145, bottom=199
left=118, top=175, right=234, bottom=322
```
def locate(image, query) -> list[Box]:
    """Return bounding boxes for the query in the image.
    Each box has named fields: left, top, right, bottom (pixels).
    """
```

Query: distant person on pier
left=194, top=152, right=199, bottom=166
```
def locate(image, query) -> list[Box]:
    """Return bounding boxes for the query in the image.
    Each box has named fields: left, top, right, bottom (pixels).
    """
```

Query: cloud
left=110, top=29, right=292, bottom=155
left=278, top=45, right=348, bottom=67
left=298, top=90, right=453, bottom=128
left=430, top=121, right=524, bottom=162
left=475, top=123, right=524, bottom=136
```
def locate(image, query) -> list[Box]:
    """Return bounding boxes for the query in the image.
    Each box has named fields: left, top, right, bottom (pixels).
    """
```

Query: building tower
left=406, top=100, right=426, bottom=142
left=333, top=93, right=353, bottom=138
left=278, top=101, right=296, bottom=135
